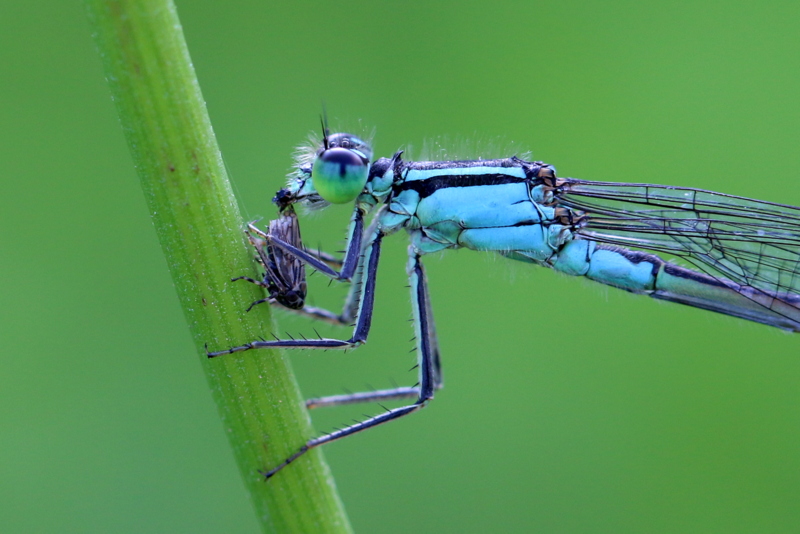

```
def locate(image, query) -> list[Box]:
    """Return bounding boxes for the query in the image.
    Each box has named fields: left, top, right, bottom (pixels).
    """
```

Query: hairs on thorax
left=413, top=133, right=532, bottom=162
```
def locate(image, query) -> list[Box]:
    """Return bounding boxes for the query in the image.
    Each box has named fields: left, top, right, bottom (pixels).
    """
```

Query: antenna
left=320, top=103, right=330, bottom=150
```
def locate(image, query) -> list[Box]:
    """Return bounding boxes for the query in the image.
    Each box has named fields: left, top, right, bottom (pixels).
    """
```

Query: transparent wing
left=267, top=207, right=307, bottom=302
left=553, top=178, right=800, bottom=317
left=249, top=207, right=307, bottom=310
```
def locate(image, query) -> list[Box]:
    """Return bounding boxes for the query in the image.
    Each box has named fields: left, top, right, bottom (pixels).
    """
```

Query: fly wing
left=552, top=178, right=800, bottom=321
left=251, top=207, right=307, bottom=309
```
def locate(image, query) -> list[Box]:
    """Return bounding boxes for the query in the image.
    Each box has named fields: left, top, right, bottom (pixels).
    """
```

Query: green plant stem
left=84, top=1, right=352, bottom=532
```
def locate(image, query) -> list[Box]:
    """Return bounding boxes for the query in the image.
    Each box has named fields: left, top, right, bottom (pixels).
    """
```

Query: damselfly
left=209, top=128, right=800, bottom=479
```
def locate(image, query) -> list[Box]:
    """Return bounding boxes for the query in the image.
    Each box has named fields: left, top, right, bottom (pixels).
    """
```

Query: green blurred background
left=3, top=1, right=800, bottom=532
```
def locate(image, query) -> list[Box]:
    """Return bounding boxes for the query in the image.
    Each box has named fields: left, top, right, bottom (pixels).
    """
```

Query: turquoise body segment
left=415, top=183, right=543, bottom=229
left=550, top=240, right=593, bottom=276
left=548, top=241, right=800, bottom=330
left=460, top=226, right=551, bottom=256
left=584, top=247, right=659, bottom=291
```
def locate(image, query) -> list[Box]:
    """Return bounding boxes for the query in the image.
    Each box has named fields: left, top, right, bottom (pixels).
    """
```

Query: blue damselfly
left=209, top=127, right=800, bottom=479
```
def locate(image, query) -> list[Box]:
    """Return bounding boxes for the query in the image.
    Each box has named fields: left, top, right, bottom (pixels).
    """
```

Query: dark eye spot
left=319, top=148, right=364, bottom=177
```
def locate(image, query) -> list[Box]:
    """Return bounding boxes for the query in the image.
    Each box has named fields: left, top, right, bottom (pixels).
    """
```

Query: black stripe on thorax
left=396, top=172, right=527, bottom=198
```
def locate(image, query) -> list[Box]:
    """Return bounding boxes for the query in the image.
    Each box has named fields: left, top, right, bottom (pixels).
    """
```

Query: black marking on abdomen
left=596, top=244, right=662, bottom=279
left=663, top=262, right=732, bottom=289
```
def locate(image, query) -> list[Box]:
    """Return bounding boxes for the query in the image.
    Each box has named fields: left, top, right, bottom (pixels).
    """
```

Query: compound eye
left=312, top=147, right=369, bottom=204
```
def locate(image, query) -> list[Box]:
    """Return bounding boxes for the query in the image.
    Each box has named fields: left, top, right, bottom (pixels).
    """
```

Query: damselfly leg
left=210, top=206, right=443, bottom=479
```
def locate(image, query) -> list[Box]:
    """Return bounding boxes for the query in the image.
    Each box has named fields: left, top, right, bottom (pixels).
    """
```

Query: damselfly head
left=278, top=127, right=374, bottom=210
left=311, top=132, right=372, bottom=204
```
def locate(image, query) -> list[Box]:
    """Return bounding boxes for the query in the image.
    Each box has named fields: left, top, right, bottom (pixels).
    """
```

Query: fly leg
left=235, top=243, right=344, bottom=314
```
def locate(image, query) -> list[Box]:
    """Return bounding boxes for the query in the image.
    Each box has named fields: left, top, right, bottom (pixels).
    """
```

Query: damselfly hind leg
left=306, top=245, right=444, bottom=409
left=260, top=248, right=443, bottom=480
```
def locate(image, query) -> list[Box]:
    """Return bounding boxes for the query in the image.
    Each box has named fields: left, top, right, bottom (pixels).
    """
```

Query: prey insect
left=209, top=126, right=800, bottom=480
left=233, top=206, right=307, bottom=311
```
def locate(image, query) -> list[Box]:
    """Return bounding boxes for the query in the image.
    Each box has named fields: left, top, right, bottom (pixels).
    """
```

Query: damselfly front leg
left=218, top=204, right=369, bottom=351
left=208, top=206, right=375, bottom=355
left=240, top=215, right=351, bottom=323
left=235, top=209, right=437, bottom=407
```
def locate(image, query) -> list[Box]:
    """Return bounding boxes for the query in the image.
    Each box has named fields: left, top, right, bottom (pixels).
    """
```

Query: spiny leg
left=260, top=250, right=441, bottom=479
left=418, top=249, right=443, bottom=389
left=305, top=387, right=419, bottom=409
left=267, top=255, right=365, bottom=325
left=263, top=208, right=389, bottom=325
left=207, top=224, right=382, bottom=356
left=232, top=268, right=352, bottom=321
left=305, top=248, right=343, bottom=268
left=305, top=245, right=443, bottom=409
left=295, top=215, right=386, bottom=325
left=291, top=238, right=368, bottom=325
left=248, top=225, right=344, bottom=268
left=258, top=205, right=366, bottom=281
left=242, top=208, right=368, bottom=324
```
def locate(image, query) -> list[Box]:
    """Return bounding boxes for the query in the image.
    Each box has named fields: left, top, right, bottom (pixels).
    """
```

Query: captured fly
left=234, top=206, right=306, bottom=311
